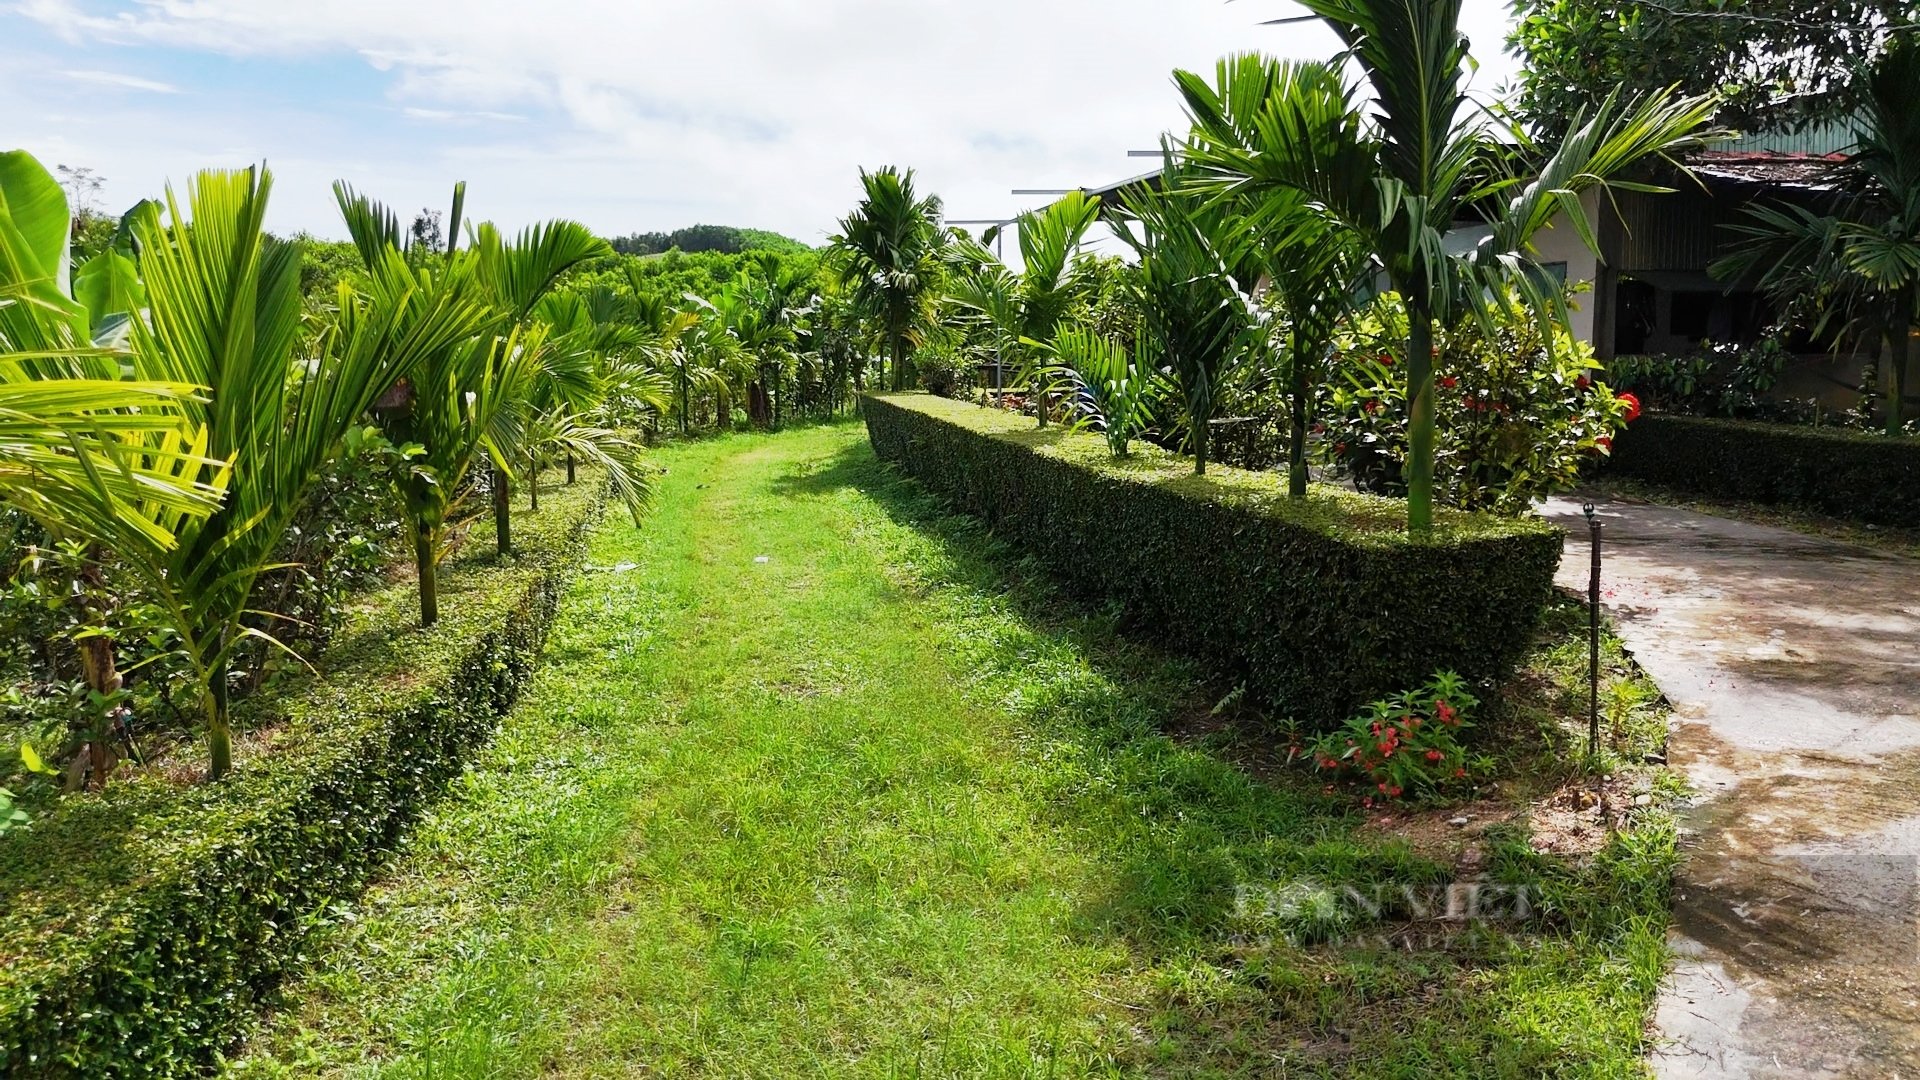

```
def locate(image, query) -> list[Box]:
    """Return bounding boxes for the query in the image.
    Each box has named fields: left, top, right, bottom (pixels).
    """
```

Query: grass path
left=231, top=422, right=1671, bottom=1079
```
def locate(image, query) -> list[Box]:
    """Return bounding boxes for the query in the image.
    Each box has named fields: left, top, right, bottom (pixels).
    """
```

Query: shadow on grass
left=762, top=438, right=1646, bottom=1075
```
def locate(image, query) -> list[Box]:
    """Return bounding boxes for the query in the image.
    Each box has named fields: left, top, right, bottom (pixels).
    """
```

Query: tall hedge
left=1610, top=414, right=1920, bottom=528
left=863, top=393, right=1562, bottom=725
left=0, top=478, right=607, bottom=1078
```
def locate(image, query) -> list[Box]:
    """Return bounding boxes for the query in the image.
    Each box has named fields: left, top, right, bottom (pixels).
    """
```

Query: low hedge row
left=863, top=393, right=1563, bottom=725
left=1611, top=414, right=1920, bottom=529
left=0, top=477, right=608, bottom=1078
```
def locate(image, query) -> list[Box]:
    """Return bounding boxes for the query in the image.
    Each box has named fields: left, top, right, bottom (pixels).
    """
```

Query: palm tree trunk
left=493, top=463, right=512, bottom=557
left=1406, top=308, right=1436, bottom=538
left=529, top=453, right=540, bottom=512
left=678, top=366, right=690, bottom=436
left=207, top=642, right=231, bottom=781
left=413, top=521, right=439, bottom=627
left=1193, top=399, right=1210, bottom=476
left=1888, top=294, right=1912, bottom=436
left=73, top=554, right=121, bottom=791
left=890, top=334, right=906, bottom=392
left=566, top=452, right=576, bottom=485
left=1289, top=342, right=1312, bottom=499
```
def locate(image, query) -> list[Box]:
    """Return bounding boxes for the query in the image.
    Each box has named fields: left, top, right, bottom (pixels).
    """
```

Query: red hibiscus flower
left=1426, top=749, right=1444, bottom=762
left=1439, top=376, right=1459, bottom=389
left=1618, top=391, right=1642, bottom=422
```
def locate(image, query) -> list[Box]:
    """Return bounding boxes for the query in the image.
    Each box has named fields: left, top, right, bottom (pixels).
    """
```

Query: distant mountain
left=607, top=225, right=812, bottom=257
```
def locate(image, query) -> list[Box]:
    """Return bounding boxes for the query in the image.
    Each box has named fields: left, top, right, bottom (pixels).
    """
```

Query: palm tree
left=947, top=191, right=1103, bottom=426
left=471, top=219, right=612, bottom=554
left=117, top=167, right=477, bottom=778
left=1180, top=4, right=1716, bottom=534
left=1178, top=56, right=1375, bottom=497
left=831, top=167, right=945, bottom=391
left=1715, top=40, right=1920, bottom=435
left=1111, top=157, right=1261, bottom=475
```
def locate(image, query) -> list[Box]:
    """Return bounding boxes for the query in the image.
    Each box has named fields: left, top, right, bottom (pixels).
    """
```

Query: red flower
left=1435, top=701, right=1456, bottom=725
left=1426, top=749, right=1444, bottom=762
left=1439, top=376, right=1458, bottom=389
left=1618, top=391, right=1642, bottom=422
left=1453, top=768, right=1467, bottom=778
left=1363, top=399, right=1381, bottom=414
left=1595, top=435, right=1613, bottom=452
left=1377, top=782, right=1390, bottom=793
left=1389, top=786, right=1403, bottom=797
left=1333, top=442, right=1348, bottom=454
left=1378, top=353, right=1393, bottom=366
left=1576, top=373, right=1591, bottom=391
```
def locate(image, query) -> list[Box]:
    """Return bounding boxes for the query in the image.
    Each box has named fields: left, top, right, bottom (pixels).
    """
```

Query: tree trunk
left=73, top=555, right=122, bottom=791
left=493, top=463, right=513, bottom=557
left=1289, top=342, right=1312, bottom=499
left=1888, top=294, right=1912, bottom=437
left=1406, top=309, right=1436, bottom=538
left=414, top=521, right=439, bottom=627
left=566, top=452, right=576, bottom=485
left=890, top=334, right=906, bottom=392
left=529, top=453, right=540, bottom=512
left=1193, top=402, right=1210, bottom=476
left=678, top=366, right=690, bottom=435
left=207, top=644, right=231, bottom=781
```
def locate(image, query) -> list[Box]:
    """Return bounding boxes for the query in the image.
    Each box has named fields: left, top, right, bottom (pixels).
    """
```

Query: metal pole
left=1585, top=501, right=1602, bottom=761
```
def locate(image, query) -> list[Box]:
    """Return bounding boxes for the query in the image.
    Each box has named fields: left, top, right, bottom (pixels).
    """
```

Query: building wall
left=1527, top=187, right=1604, bottom=345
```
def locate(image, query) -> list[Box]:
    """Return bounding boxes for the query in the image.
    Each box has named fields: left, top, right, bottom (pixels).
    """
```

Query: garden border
left=1610, top=414, right=1920, bottom=529
left=862, top=393, right=1563, bottom=726
left=0, top=478, right=608, bottom=1078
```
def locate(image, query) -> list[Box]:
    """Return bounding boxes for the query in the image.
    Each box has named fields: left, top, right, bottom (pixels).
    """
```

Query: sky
left=3, top=0, right=1524, bottom=249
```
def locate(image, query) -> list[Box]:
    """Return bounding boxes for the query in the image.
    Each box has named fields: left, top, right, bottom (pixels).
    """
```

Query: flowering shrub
left=1321, top=290, right=1632, bottom=514
left=1304, top=671, right=1480, bottom=802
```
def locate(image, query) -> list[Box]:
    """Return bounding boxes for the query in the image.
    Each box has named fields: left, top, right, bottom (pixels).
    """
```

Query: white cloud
left=13, top=0, right=1523, bottom=243
left=62, top=68, right=180, bottom=93
left=402, top=107, right=526, bottom=123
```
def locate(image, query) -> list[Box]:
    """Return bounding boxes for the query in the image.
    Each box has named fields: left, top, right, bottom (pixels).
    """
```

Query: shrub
left=1306, top=671, right=1480, bottom=802
left=1322, top=292, right=1629, bottom=514
left=863, top=393, right=1562, bottom=726
left=0, top=477, right=606, bottom=1078
left=1609, top=413, right=1920, bottom=528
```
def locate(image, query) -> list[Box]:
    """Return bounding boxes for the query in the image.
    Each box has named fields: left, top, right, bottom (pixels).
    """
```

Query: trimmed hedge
left=863, top=393, right=1562, bottom=725
left=1611, top=414, right=1920, bottom=529
left=0, top=477, right=608, bottom=1078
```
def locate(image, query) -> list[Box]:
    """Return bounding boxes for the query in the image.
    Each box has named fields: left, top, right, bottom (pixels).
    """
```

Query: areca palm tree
left=947, top=190, right=1103, bottom=426
left=111, top=167, right=479, bottom=778
left=1715, top=40, right=1920, bottom=435
left=1180, top=4, right=1717, bottom=534
left=1178, top=56, right=1375, bottom=497
left=1112, top=158, right=1263, bottom=475
left=831, top=167, right=945, bottom=391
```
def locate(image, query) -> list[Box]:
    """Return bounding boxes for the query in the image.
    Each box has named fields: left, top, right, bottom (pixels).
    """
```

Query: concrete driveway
left=1540, top=495, right=1920, bottom=1080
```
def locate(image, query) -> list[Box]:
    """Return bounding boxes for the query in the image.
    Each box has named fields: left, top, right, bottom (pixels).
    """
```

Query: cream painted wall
left=1525, top=187, right=1604, bottom=346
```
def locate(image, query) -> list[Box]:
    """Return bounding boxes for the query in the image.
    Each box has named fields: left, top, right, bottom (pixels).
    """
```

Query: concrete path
left=1540, top=496, right=1920, bottom=1080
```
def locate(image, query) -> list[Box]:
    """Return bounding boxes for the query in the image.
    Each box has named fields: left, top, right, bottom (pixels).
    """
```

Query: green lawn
left=229, top=421, right=1671, bottom=1079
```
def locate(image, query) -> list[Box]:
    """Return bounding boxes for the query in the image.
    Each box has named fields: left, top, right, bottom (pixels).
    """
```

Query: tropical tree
left=1178, top=56, right=1375, bottom=497
left=947, top=190, right=1103, bottom=426
left=831, top=167, right=945, bottom=391
left=96, top=167, right=480, bottom=778
left=471, top=218, right=612, bottom=554
left=1714, top=39, right=1920, bottom=436
left=1180, top=3, right=1716, bottom=534
left=1112, top=158, right=1260, bottom=475
left=1043, top=325, right=1166, bottom=456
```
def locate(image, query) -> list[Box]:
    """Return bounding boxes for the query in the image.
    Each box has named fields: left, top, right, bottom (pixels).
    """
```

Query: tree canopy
left=1507, top=0, right=1917, bottom=137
